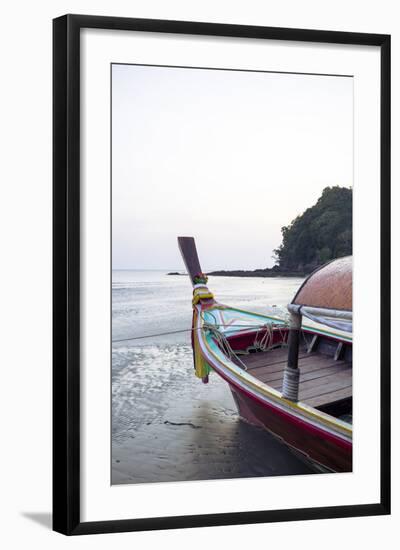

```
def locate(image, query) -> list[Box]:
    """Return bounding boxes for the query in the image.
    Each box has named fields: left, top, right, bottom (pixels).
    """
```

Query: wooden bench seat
left=239, top=346, right=352, bottom=409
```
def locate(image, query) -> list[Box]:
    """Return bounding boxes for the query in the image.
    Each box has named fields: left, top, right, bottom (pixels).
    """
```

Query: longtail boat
left=178, top=237, right=352, bottom=473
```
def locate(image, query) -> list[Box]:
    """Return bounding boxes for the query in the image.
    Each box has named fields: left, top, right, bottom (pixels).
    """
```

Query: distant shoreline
left=206, top=269, right=308, bottom=278
left=167, top=269, right=308, bottom=278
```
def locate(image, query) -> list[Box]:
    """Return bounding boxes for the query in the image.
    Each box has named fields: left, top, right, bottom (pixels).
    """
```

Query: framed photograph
left=53, top=14, right=390, bottom=535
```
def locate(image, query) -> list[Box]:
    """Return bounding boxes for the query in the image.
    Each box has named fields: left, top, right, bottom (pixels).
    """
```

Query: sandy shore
left=112, top=350, right=314, bottom=484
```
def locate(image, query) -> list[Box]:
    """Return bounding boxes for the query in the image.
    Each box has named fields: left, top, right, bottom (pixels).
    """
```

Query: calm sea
left=112, top=270, right=314, bottom=484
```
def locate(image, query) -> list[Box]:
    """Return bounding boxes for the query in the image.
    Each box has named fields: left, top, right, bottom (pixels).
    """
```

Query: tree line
left=272, top=186, right=352, bottom=273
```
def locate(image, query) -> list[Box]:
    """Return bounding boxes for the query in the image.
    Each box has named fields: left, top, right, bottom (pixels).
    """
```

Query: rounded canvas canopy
left=292, top=256, right=352, bottom=312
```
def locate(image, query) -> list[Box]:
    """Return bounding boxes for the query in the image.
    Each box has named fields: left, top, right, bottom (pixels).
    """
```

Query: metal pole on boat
left=282, top=307, right=301, bottom=401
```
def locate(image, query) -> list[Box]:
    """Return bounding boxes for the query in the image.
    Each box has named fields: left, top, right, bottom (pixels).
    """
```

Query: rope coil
left=282, top=366, right=300, bottom=401
left=111, top=322, right=285, bottom=343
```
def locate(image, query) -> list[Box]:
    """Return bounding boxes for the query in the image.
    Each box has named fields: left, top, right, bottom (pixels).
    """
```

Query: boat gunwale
left=206, top=304, right=353, bottom=343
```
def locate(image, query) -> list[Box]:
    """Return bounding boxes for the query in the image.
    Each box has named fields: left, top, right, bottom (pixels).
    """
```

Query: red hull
left=229, top=383, right=352, bottom=472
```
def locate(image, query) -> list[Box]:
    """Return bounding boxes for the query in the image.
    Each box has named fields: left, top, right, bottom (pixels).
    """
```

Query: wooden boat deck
left=239, top=347, right=352, bottom=408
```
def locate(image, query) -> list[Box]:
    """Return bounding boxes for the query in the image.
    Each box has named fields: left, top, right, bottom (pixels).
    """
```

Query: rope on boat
left=111, top=323, right=280, bottom=343
left=282, top=366, right=300, bottom=402
left=199, top=309, right=289, bottom=346
left=252, top=323, right=282, bottom=352
left=202, top=318, right=289, bottom=372
left=112, top=328, right=197, bottom=343
left=203, top=324, right=250, bottom=371
left=113, top=316, right=290, bottom=377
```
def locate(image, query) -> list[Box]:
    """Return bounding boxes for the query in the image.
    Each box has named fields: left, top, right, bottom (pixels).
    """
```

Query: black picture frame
left=53, top=14, right=391, bottom=535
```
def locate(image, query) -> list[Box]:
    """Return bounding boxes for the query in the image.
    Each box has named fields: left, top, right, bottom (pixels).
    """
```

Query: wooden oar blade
left=177, top=237, right=203, bottom=286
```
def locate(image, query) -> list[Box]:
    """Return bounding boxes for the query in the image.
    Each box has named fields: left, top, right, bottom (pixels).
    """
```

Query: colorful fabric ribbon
left=192, top=308, right=211, bottom=382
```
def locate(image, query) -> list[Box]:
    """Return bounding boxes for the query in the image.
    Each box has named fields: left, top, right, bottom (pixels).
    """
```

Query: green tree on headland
left=273, top=186, right=352, bottom=273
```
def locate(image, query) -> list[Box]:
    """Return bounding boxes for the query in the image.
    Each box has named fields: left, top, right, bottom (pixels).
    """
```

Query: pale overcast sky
left=112, top=64, right=353, bottom=271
